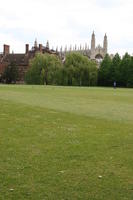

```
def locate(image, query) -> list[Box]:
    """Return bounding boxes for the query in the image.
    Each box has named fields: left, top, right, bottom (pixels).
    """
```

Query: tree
left=119, top=53, right=131, bottom=87
left=98, top=54, right=112, bottom=86
left=40, top=68, right=45, bottom=85
left=127, top=56, right=133, bottom=88
left=89, top=63, right=98, bottom=86
left=110, top=53, right=121, bottom=86
left=2, top=61, right=18, bottom=84
left=64, top=52, right=98, bottom=86
left=25, top=53, right=62, bottom=85
left=98, top=53, right=133, bottom=88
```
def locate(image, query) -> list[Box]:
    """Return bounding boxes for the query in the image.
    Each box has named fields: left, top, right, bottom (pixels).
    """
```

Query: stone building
left=59, top=32, right=108, bottom=63
left=0, top=40, right=57, bottom=82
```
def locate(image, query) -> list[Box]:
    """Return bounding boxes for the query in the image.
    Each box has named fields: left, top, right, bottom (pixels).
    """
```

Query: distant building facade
left=0, top=32, right=108, bottom=82
left=59, top=32, right=108, bottom=63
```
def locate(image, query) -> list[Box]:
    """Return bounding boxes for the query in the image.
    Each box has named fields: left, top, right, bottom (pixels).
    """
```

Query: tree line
left=98, top=53, right=133, bottom=87
left=1, top=52, right=133, bottom=88
left=25, top=53, right=98, bottom=86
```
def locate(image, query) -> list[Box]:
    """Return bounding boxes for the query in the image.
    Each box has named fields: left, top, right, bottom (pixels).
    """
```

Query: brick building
left=0, top=40, right=57, bottom=82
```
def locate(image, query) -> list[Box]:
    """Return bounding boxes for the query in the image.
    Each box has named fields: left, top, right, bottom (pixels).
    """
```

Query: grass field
left=0, top=85, right=133, bottom=200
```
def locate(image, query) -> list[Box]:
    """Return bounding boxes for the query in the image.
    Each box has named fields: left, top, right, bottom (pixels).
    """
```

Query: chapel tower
left=91, top=31, right=96, bottom=59
left=103, top=33, right=108, bottom=54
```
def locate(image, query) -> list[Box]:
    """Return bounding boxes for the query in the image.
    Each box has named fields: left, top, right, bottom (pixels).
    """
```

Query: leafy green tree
left=25, top=54, right=44, bottom=84
left=3, top=61, right=18, bottom=84
left=109, top=53, right=121, bottom=86
left=98, top=54, right=112, bottom=86
left=64, top=52, right=98, bottom=86
left=98, top=52, right=133, bottom=88
left=57, top=67, right=68, bottom=86
left=89, top=64, right=98, bottom=86
left=119, top=53, right=131, bottom=87
left=40, top=68, right=45, bottom=85
left=127, top=56, right=133, bottom=87
left=25, top=53, right=62, bottom=85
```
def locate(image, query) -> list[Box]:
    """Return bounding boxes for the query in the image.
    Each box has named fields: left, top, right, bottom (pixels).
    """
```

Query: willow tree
left=25, top=53, right=62, bottom=85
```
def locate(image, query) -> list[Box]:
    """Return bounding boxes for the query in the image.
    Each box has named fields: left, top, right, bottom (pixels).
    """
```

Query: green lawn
left=0, top=85, right=133, bottom=200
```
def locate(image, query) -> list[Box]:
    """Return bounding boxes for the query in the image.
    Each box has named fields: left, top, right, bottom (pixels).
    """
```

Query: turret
left=34, top=39, right=38, bottom=48
left=3, top=44, right=10, bottom=55
left=85, top=43, right=87, bottom=50
left=91, top=31, right=96, bottom=59
left=103, top=33, right=108, bottom=54
left=39, top=44, right=43, bottom=52
left=65, top=45, right=67, bottom=53
left=91, top=31, right=95, bottom=51
left=25, top=44, right=29, bottom=54
left=60, top=46, right=62, bottom=57
left=46, top=40, right=49, bottom=49
left=56, top=46, right=58, bottom=52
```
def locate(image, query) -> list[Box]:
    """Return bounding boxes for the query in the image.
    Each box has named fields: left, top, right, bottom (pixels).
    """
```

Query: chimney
left=39, top=44, right=42, bottom=52
left=25, top=44, right=29, bottom=54
left=3, top=44, right=10, bottom=55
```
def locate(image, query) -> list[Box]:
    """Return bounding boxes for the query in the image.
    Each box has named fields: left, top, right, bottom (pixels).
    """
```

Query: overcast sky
left=0, top=0, right=133, bottom=55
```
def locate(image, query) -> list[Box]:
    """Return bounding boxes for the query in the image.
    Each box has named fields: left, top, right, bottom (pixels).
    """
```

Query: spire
left=46, top=40, right=49, bottom=49
left=34, top=38, right=38, bottom=48
left=59, top=46, right=63, bottom=58
left=103, top=33, right=108, bottom=54
left=91, top=31, right=96, bottom=59
left=65, top=45, right=67, bottom=52
left=91, top=31, right=95, bottom=51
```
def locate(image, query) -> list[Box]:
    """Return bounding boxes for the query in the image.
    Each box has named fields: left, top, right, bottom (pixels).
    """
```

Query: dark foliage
left=2, top=62, right=18, bottom=84
left=98, top=53, right=133, bottom=88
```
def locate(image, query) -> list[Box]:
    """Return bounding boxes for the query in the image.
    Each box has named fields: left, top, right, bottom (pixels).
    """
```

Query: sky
left=0, top=0, right=133, bottom=55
